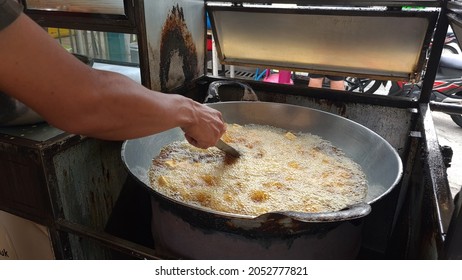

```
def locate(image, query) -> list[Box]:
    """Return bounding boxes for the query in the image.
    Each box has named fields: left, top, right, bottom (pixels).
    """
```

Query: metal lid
left=207, top=0, right=440, bottom=6
left=207, top=4, right=438, bottom=81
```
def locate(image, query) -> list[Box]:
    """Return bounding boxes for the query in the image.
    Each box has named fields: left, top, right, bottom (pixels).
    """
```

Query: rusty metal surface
left=0, top=125, right=133, bottom=259
left=0, top=127, right=82, bottom=226
left=41, top=138, right=129, bottom=259
left=0, top=141, right=51, bottom=225
left=45, top=139, right=128, bottom=229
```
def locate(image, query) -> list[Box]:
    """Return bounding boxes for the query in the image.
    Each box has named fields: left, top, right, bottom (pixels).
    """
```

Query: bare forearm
left=0, top=13, right=225, bottom=146
left=60, top=69, right=201, bottom=140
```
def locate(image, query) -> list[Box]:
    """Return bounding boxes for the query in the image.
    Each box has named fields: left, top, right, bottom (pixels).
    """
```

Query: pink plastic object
left=263, top=70, right=293, bottom=84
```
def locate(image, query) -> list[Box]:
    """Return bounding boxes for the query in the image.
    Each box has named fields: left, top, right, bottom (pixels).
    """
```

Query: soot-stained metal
left=159, top=4, right=198, bottom=92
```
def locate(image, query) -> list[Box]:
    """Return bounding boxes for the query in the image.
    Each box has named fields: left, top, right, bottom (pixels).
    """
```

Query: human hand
left=181, top=103, right=226, bottom=149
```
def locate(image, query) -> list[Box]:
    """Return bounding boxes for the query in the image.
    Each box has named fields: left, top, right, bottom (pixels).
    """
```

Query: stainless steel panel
left=207, top=0, right=438, bottom=5
left=209, top=7, right=436, bottom=81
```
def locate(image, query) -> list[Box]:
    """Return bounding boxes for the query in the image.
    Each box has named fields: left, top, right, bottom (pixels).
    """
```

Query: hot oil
left=148, top=124, right=368, bottom=216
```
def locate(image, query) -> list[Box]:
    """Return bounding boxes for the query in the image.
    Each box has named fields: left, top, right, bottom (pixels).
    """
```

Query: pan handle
left=204, top=80, right=258, bottom=103
left=255, top=202, right=371, bottom=223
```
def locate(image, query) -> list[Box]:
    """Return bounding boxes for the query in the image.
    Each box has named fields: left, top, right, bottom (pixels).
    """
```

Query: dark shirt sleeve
left=0, top=0, right=23, bottom=31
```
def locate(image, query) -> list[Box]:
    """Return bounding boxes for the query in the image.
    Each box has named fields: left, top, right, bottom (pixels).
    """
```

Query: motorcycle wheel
left=449, top=91, right=462, bottom=128
left=451, top=114, right=462, bottom=128
left=443, top=44, right=460, bottom=55
left=345, top=77, right=382, bottom=94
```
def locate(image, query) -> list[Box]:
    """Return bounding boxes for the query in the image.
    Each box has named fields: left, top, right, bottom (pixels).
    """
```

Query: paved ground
left=432, top=111, right=462, bottom=197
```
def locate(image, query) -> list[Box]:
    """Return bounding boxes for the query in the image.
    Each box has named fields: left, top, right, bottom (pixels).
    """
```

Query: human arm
left=0, top=12, right=225, bottom=148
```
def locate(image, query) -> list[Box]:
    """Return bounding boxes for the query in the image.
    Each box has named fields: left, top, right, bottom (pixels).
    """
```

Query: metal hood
left=207, top=4, right=438, bottom=82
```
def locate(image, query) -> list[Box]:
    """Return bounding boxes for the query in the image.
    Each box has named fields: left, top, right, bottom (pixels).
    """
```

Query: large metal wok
left=121, top=101, right=403, bottom=259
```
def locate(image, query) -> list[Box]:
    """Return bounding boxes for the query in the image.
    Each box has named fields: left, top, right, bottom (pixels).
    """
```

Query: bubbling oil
left=148, top=124, right=368, bottom=216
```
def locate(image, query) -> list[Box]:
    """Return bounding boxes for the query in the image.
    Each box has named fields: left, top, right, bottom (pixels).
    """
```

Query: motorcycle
left=344, top=77, right=386, bottom=94
left=386, top=52, right=462, bottom=128
left=442, top=27, right=461, bottom=55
